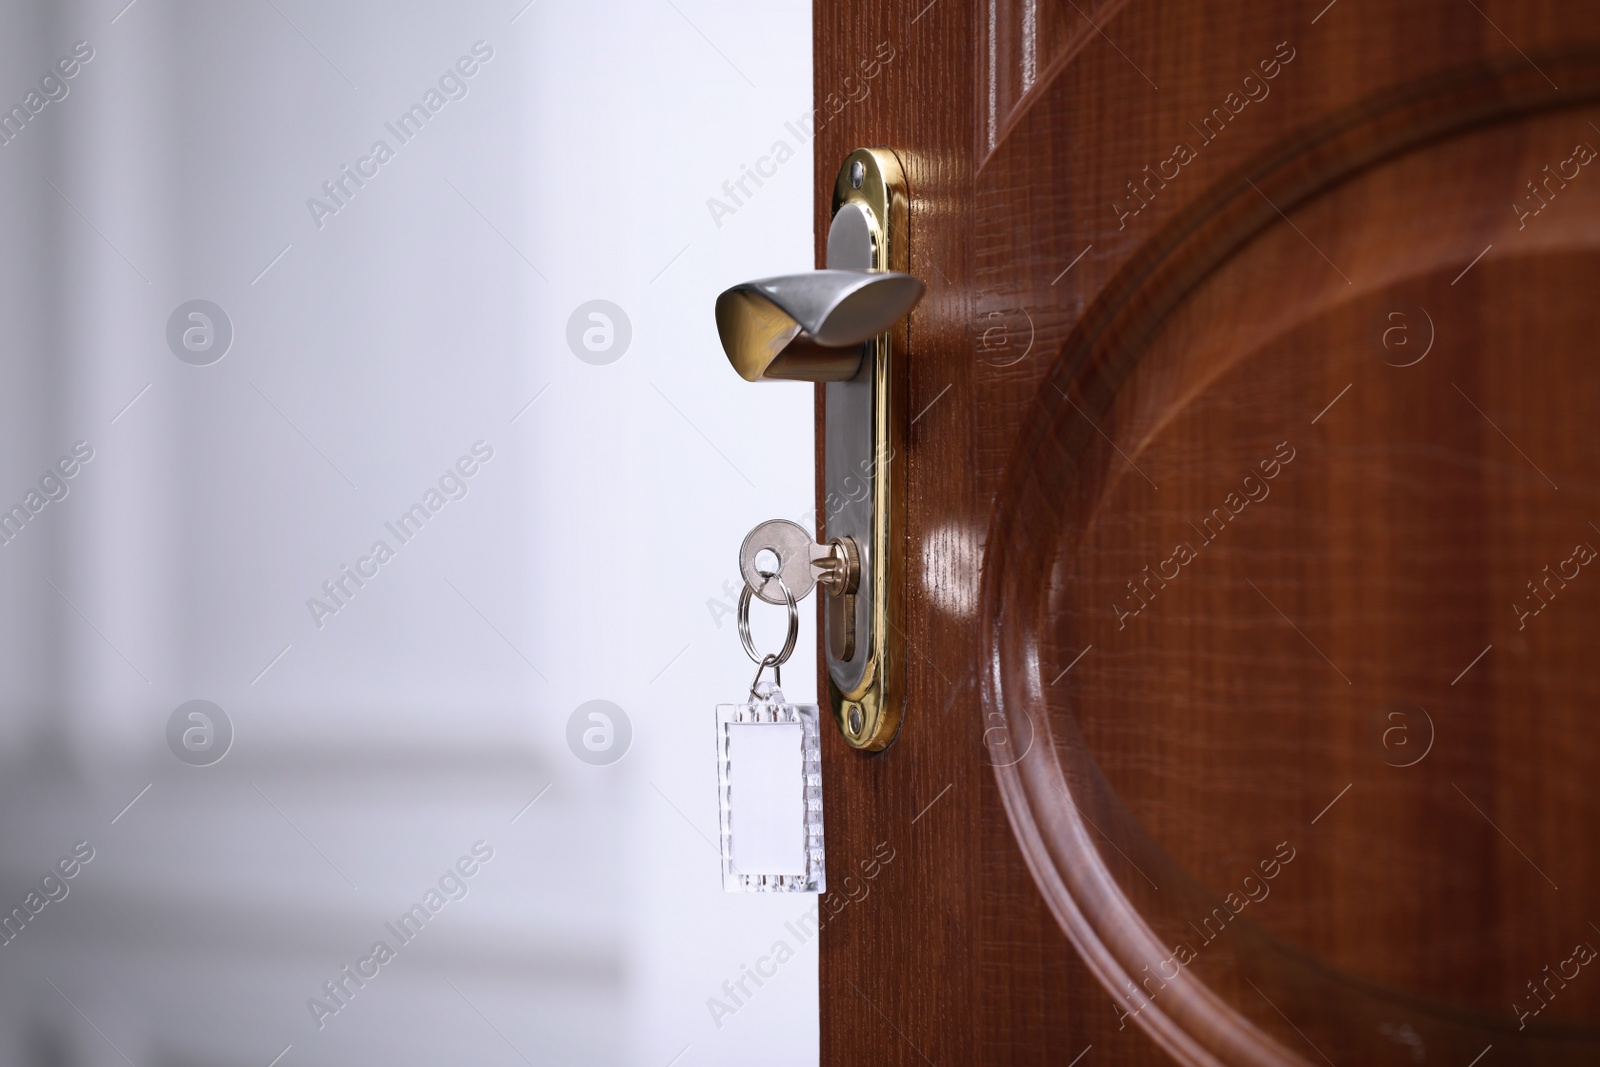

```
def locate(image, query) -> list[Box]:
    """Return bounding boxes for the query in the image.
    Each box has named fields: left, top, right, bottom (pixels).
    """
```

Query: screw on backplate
left=848, top=705, right=862, bottom=733
left=849, top=160, right=864, bottom=189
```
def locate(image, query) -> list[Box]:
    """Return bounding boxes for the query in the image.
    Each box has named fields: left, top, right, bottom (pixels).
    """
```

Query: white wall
left=0, top=1, right=819, bottom=1064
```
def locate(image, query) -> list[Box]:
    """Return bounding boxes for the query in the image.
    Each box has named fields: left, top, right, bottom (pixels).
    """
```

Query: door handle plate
left=823, top=147, right=909, bottom=751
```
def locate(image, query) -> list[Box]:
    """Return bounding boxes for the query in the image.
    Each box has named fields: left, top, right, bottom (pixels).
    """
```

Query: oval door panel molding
left=984, top=54, right=1600, bottom=1066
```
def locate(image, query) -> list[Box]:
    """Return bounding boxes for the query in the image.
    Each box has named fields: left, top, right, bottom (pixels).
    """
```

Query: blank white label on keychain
left=728, top=723, right=805, bottom=873
left=717, top=691, right=825, bottom=893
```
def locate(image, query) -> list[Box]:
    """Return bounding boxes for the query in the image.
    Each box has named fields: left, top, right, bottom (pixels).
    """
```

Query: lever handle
left=715, top=269, right=924, bottom=382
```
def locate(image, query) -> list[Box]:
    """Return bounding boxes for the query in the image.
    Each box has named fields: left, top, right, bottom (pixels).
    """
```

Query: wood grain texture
left=817, top=1, right=1600, bottom=1064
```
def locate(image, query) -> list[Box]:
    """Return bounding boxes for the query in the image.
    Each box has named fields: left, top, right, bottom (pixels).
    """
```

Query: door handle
left=715, top=147, right=919, bottom=752
left=715, top=270, right=923, bottom=383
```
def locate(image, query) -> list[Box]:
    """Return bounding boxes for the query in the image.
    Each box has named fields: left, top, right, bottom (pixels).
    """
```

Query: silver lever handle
left=715, top=270, right=924, bottom=383
left=715, top=196, right=927, bottom=383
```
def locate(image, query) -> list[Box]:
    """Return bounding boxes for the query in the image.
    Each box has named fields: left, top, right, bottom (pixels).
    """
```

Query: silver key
left=740, top=519, right=824, bottom=605
left=739, top=518, right=861, bottom=608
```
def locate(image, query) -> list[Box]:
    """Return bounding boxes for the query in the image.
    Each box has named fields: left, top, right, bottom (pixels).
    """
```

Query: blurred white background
left=0, top=1, right=821, bottom=1063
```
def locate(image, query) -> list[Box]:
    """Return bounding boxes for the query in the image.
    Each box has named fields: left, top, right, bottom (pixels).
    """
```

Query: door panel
left=816, top=2, right=1600, bottom=1063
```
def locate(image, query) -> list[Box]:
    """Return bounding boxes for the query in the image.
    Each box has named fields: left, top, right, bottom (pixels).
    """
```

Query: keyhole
left=754, top=547, right=780, bottom=577
left=848, top=705, right=862, bottom=734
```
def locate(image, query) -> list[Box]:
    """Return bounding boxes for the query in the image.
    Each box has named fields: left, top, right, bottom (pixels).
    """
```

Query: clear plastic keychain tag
left=717, top=573, right=825, bottom=893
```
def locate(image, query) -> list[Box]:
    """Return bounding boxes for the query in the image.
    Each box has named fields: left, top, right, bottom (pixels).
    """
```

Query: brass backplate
left=824, top=148, right=908, bottom=751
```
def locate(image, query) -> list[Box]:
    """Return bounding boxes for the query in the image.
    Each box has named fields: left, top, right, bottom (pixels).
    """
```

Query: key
left=739, top=518, right=861, bottom=659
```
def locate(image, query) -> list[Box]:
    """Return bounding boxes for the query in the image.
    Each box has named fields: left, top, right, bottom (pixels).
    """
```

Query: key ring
left=738, top=571, right=798, bottom=697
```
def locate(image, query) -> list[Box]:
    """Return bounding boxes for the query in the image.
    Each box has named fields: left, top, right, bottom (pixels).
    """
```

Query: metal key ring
left=738, top=572, right=799, bottom=669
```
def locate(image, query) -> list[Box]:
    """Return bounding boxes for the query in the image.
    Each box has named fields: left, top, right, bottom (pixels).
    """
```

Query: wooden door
left=813, top=2, right=1600, bottom=1063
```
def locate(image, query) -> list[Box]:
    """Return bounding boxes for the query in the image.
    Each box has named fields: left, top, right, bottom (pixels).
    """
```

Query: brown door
left=813, top=2, right=1600, bottom=1063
